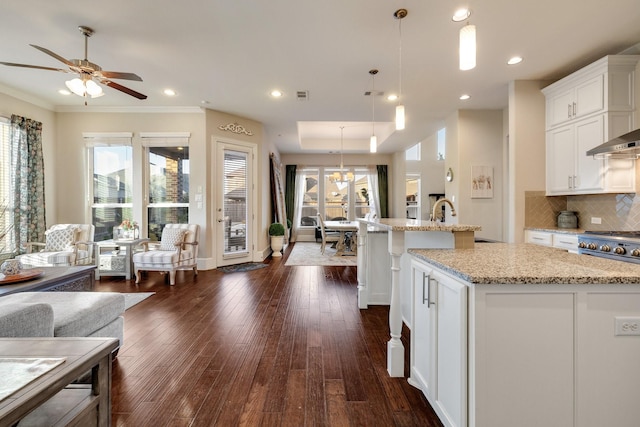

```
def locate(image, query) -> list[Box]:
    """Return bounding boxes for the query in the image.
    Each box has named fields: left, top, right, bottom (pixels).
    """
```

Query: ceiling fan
left=0, top=25, right=147, bottom=102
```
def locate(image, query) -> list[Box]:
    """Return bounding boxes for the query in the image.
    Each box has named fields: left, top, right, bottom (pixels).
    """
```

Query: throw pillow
left=44, top=228, right=78, bottom=251
left=159, top=228, right=187, bottom=251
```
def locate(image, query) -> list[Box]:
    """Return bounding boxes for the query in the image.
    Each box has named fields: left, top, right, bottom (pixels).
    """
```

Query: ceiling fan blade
left=29, top=44, right=74, bottom=67
left=102, top=80, right=147, bottom=100
left=0, top=61, right=70, bottom=73
left=97, top=71, right=143, bottom=81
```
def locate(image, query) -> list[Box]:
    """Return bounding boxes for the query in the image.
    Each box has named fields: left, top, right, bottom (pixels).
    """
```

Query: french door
left=216, top=140, right=255, bottom=266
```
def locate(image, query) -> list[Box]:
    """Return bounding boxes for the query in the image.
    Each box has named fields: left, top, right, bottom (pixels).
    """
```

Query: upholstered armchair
left=16, top=224, right=95, bottom=268
left=133, top=224, right=200, bottom=285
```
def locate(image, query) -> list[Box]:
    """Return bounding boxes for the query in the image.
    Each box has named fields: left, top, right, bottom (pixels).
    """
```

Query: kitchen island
left=356, top=218, right=481, bottom=377
left=408, top=243, right=640, bottom=427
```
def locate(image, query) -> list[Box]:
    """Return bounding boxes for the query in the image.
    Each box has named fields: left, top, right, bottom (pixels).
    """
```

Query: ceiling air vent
left=364, top=91, right=385, bottom=96
left=297, top=91, right=309, bottom=101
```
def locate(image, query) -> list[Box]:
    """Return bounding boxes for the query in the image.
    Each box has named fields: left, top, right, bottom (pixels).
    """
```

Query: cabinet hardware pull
left=422, top=273, right=428, bottom=305
left=427, top=276, right=435, bottom=307
left=568, top=176, right=572, bottom=189
left=572, top=102, right=576, bottom=117
left=573, top=175, right=578, bottom=188
left=568, top=104, right=572, bottom=118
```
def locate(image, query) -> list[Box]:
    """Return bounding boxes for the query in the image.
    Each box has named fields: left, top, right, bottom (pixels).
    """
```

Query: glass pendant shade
left=395, top=104, right=405, bottom=130
left=370, top=135, right=377, bottom=153
left=459, top=24, right=476, bottom=71
left=65, top=77, right=104, bottom=98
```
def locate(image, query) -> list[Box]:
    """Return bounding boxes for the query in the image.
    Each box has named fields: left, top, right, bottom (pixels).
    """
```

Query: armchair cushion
left=159, top=228, right=187, bottom=251
left=44, top=227, right=78, bottom=251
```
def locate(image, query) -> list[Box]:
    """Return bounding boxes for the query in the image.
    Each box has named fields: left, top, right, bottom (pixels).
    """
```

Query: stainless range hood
left=586, top=128, right=640, bottom=157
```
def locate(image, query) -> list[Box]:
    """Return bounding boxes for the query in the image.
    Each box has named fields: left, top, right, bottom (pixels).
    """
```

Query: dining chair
left=317, top=214, right=340, bottom=255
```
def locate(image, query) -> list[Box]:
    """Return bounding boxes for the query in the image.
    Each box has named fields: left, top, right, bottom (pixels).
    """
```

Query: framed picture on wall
left=471, top=165, right=493, bottom=198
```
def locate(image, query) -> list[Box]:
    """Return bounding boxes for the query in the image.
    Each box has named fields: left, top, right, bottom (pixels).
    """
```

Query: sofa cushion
left=0, top=303, right=54, bottom=337
left=2, top=292, right=125, bottom=338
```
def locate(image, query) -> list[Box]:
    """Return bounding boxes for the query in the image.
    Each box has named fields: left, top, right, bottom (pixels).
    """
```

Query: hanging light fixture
left=65, top=75, right=104, bottom=98
left=394, top=9, right=407, bottom=131
left=330, top=126, right=354, bottom=183
left=369, top=69, right=378, bottom=153
left=459, top=19, right=476, bottom=71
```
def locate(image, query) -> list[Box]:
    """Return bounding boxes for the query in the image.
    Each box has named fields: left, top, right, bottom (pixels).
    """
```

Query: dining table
left=323, top=220, right=359, bottom=256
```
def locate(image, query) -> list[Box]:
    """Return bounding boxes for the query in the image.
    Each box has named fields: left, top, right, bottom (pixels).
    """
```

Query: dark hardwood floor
left=96, top=243, right=443, bottom=426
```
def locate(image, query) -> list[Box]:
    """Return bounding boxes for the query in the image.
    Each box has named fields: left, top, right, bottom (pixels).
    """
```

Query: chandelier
left=330, top=126, right=354, bottom=183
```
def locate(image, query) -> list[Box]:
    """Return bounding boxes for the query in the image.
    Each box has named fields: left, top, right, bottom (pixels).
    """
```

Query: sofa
left=0, top=292, right=125, bottom=353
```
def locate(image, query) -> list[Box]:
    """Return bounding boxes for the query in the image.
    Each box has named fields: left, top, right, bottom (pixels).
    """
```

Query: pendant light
left=330, top=126, right=354, bottom=183
left=459, top=20, right=476, bottom=71
left=394, top=9, right=407, bottom=131
left=369, top=69, right=378, bottom=153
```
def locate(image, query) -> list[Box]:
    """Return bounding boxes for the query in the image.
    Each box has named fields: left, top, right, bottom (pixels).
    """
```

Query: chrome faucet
left=431, top=198, right=457, bottom=222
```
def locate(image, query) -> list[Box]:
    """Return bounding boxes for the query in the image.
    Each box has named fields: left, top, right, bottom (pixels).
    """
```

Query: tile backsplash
left=525, top=191, right=640, bottom=231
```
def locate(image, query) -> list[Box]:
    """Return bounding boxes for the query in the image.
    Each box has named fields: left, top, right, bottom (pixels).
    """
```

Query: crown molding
left=55, top=105, right=205, bottom=114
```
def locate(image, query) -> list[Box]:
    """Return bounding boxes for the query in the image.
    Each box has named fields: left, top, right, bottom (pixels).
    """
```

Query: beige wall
left=508, top=80, right=547, bottom=243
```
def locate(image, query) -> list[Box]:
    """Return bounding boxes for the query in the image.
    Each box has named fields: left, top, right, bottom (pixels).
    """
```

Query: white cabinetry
left=543, top=55, right=639, bottom=196
left=410, top=260, right=467, bottom=427
left=525, top=229, right=579, bottom=253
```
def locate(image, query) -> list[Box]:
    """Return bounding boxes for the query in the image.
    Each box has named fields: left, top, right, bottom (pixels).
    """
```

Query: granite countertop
left=526, top=226, right=584, bottom=234
left=358, top=218, right=481, bottom=232
left=409, top=243, right=640, bottom=285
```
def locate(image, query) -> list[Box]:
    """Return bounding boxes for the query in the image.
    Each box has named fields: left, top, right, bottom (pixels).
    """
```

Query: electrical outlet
left=615, top=317, right=640, bottom=336
left=591, top=217, right=602, bottom=224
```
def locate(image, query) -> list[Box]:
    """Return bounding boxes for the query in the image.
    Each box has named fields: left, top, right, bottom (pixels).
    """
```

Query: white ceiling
left=1, top=0, right=639, bottom=154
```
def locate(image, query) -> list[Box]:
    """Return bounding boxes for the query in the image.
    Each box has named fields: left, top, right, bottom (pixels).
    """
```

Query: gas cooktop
left=578, top=231, right=640, bottom=263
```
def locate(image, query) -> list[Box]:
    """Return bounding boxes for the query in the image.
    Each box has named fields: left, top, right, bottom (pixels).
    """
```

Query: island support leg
left=387, top=230, right=405, bottom=377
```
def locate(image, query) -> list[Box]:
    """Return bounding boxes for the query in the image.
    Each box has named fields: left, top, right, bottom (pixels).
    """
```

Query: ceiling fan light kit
left=0, top=25, right=147, bottom=103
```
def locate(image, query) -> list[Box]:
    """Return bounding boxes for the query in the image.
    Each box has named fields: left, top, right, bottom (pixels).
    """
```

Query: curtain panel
left=11, top=115, right=46, bottom=254
left=376, top=165, right=389, bottom=218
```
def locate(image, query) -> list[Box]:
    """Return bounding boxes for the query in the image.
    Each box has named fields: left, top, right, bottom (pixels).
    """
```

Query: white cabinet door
left=433, top=271, right=467, bottom=427
left=546, top=74, right=604, bottom=128
left=574, top=115, right=605, bottom=192
left=546, top=125, right=577, bottom=194
left=410, top=259, right=467, bottom=427
left=410, top=262, right=436, bottom=399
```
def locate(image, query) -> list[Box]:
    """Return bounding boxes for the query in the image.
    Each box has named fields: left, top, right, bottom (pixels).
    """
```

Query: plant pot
left=271, top=235, right=284, bottom=258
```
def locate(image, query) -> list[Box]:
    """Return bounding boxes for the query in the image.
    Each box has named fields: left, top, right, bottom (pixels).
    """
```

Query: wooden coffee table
left=0, top=337, right=117, bottom=427
left=0, top=265, right=95, bottom=296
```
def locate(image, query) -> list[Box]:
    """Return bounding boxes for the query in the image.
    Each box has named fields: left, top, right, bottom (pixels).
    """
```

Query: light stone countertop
left=358, top=218, right=481, bottom=232
left=525, top=226, right=584, bottom=234
left=409, top=243, right=640, bottom=285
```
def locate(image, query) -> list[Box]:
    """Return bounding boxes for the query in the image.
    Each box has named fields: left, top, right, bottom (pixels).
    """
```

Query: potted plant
left=269, top=222, right=285, bottom=258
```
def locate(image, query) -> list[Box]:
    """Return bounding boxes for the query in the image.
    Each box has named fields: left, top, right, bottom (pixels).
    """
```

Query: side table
left=0, top=337, right=118, bottom=427
left=96, top=238, right=145, bottom=280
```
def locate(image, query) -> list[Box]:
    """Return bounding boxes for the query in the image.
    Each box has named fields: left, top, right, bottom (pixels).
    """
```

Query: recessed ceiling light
left=387, top=94, right=398, bottom=101
left=459, top=94, right=471, bottom=100
left=58, top=89, right=71, bottom=95
left=271, top=90, right=283, bottom=98
left=452, top=8, right=471, bottom=22
left=507, top=56, right=523, bottom=65
left=163, top=89, right=176, bottom=96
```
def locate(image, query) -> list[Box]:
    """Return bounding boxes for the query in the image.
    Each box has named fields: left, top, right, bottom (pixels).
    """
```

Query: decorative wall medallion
left=218, top=122, right=253, bottom=136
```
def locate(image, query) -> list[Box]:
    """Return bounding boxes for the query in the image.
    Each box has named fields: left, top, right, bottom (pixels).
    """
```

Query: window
left=146, top=146, right=189, bottom=241
left=85, top=133, right=133, bottom=242
left=437, top=128, right=446, bottom=160
left=405, top=142, right=421, bottom=161
left=0, top=117, right=14, bottom=257
left=295, top=166, right=375, bottom=227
